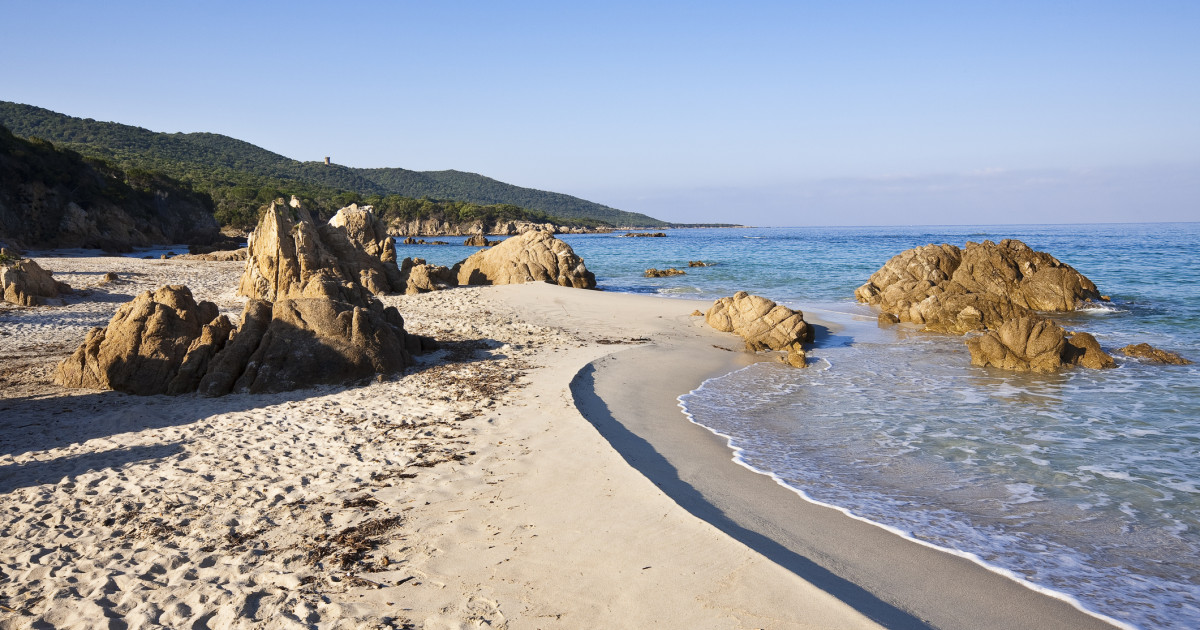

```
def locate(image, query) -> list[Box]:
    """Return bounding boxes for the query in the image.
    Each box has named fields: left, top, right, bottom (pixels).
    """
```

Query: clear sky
left=2, top=0, right=1197, bottom=225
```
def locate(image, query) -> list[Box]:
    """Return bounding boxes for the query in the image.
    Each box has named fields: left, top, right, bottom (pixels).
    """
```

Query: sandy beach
left=0, top=256, right=1120, bottom=629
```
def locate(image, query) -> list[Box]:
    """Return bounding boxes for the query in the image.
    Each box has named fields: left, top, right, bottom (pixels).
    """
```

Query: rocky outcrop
left=464, top=235, right=503, bottom=247
left=645, top=268, right=686, bottom=278
left=856, top=240, right=1100, bottom=333
left=176, top=248, right=248, bottom=261
left=1118, top=343, right=1193, bottom=365
left=400, top=258, right=456, bottom=294
left=455, top=231, right=596, bottom=289
left=389, top=218, right=607, bottom=238
left=324, top=204, right=406, bottom=295
left=197, top=298, right=428, bottom=396
left=965, top=317, right=1115, bottom=372
left=237, top=199, right=404, bottom=303
left=688, top=261, right=713, bottom=267
left=951, top=240, right=1101, bottom=311
left=621, top=232, right=667, bottom=238
left=53, top=286, right=232, bottom=395
left=56, top=200, right=436, bottom=396
left=1, top=252, right=72, bottom=306
left=705, top=292, right=813, bottom=368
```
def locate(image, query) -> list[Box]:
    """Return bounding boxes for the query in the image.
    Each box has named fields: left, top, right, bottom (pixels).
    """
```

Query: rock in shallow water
left=964, top=317, right=1115, bottom=373
left=705, top=291, right=812, bottom=367
left=1118, top=343, right=1193, bottom=365
left=857, top=239, right=1100, bottom=332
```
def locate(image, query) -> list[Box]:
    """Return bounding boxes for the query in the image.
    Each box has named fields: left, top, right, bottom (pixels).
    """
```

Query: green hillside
left=354, top=168, right=663, bottom=227
left=0, top=125, right=220, bottom=250
left=0, top=101, right=666, bottom=227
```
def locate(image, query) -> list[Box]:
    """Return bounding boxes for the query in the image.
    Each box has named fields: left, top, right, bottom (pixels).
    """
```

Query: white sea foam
left=676, top=378, right=1138, bottom=630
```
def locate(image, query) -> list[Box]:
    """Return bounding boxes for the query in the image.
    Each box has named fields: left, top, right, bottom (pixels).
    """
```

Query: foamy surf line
left=676, top=367, right=1137, bottom=630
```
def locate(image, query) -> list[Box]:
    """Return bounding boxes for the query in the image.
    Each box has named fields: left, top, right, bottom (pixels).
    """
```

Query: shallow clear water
left=417, top=224, right=1200, bottom=628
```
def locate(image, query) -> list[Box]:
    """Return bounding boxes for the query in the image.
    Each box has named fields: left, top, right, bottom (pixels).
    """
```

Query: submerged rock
left=455, top=231, right=596, bottom=289
left=1118, top=343, right=1193, bottom=365
left=705, top=291, right=813, bottom=367
left=644, top=268, right=686, bottom=278
left=1, top=253, right=72, bottom=306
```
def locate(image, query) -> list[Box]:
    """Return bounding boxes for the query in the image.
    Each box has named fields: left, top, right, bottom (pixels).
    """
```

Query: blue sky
left=2, top=1, right=1197, bottom=225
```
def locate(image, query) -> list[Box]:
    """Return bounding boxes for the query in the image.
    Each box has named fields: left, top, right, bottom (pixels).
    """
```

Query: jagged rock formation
left=645, top=268, right=686, bottom=278
left=964, top=317, right=1115, bottom=372
left=856, top=240, right=1101, bottom=333
left=455, top=231, right=596, bottom=289
left=53, top=286, right=233, bottom=394
left=705, top=292, right=813, bottom=368
left=237, top=199, right=404, bottom=303
left=688, top=261, right=713, bottom=267
left=400, top=258, right=456, bottom=294
left=56, top=199, right=435, bottom=396
left=197, top=298, right=426, bottom=396
left=1, top=251, right=72, bottom=306
left=621, top=232, right=667, bottom=238
left=1118, top=343, right=1193, bottom=365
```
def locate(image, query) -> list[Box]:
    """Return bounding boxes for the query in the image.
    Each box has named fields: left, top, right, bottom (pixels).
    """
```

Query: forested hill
left=0, top=125, right=220, bottom=250
left=0, top=101, right=667, bottom=227
left=352, top=168, right=657, bottom=227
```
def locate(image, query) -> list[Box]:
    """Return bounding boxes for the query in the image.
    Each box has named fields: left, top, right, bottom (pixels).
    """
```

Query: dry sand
left=0, top=256, right=877, bottom=629
left=0, top=256, right=1119, bottom=629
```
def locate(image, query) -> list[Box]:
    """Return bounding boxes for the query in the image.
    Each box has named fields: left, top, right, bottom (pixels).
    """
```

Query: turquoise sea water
left=416, top=224, right=1200, bottom=628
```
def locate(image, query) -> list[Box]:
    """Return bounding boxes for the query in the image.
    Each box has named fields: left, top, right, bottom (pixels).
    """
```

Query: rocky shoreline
left=857, top=239, right=1190, bottom=371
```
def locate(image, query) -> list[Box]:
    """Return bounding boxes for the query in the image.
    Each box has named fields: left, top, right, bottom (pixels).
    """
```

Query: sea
left=400, top=223, right=1200, bottom=629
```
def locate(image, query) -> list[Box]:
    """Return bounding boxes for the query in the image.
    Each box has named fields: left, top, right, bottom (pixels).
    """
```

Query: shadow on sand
left=570, top=363, right=932, bottom=630
left=0, top=336, right=502, bottom=495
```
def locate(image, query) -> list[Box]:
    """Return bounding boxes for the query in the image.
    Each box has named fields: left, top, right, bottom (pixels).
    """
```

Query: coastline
left=0, top=256, right=1127, bottom=627
left=0, top=257, right=878, bottom=628
left=515, top=284, right=1122, bottom=630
